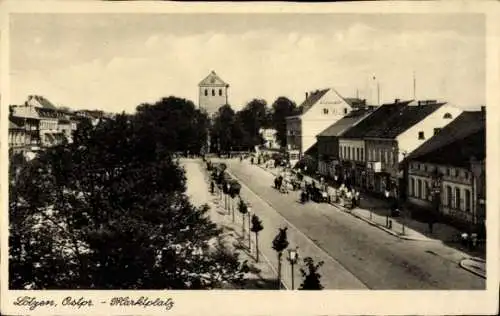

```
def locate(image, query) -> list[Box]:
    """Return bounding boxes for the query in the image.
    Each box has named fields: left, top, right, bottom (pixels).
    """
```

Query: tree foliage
left=299, top=257, right=324, bottom=290
left=9, top=103, right=242, bottom=290
left=271, top=97, right=298, bottom=147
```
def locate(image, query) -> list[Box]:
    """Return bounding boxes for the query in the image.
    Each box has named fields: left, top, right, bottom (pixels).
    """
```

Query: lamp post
left=384, top=188, right=390, bottom=227
left=287, top=247, right=299, bottom=290
left=247, top=206, right=252, bottom=249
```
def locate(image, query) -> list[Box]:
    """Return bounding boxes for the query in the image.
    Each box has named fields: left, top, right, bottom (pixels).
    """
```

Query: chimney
left=417, top=100, right=421, bottom=106
left=481, top=106, right=486, bottom=113
left=306, top=92, right=309, bottom=99
left=394, top=99, right=400, bottom=104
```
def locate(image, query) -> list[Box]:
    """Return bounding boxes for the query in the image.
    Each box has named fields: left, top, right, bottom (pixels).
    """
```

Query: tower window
left=219, top=89, right=222, bottom=96
left=204, top=89, right=208, bottom=96
left=212, top=89, right=215, bottom=96
left=344, top=108, right=348, bottom=114
left=323, top=108, right=329, bottom=114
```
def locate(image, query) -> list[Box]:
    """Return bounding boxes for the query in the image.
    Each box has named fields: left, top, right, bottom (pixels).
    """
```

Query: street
left=187, top=158, right=485, bottom=290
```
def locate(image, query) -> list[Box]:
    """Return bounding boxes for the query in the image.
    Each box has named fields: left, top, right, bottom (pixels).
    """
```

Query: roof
left=26, top=95, right=57, bottom=109
left=317, top=108, right=374, bottom=137
left=344, top=97, right=369, bottom=109
left=411, top=129, right=485, bottom=168
left=365, top=102, right=445, bottom=139
left=198, top=71, right=229, bottom=87
left=341, top=100, right=412, bottom=139
left=297, top=89, right=330, bottom=115
left=407, top=110, right=485, bottom=161
left=36, top=107, right=61, bottom=119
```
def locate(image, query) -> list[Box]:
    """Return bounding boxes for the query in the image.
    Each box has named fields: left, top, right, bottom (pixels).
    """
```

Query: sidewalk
left=183, top=159, right=284, bottom=289
left=460, top=258, right=486, bottom=279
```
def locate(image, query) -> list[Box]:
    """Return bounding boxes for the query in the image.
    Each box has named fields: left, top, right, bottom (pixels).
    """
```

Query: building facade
left=198, top=70, right=229, bottom=117
left=364, top=100, right=462, bottom=197
left=406, top=110, right=486, bottom=230
left=338, top=100, right=410, bottom=189
left=285, top=88, right=357, bottom=164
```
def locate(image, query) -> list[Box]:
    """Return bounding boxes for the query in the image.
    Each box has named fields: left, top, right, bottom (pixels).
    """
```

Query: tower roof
left=198, top=70, right=229, bottom=87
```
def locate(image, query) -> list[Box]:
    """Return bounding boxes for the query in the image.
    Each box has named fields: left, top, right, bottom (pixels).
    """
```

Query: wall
left=338, top=139, right=365, bottom=162
left=301, top=89, right=352, bottom=154
left=396, top=105, right=463, bottom=161
left=286, top=116, right=302, bottom=151
left=365, top=139, right=399, bottom=176
left=407, top=161, right=476, bottom=224
left=199, top=86, right=228, bottom=116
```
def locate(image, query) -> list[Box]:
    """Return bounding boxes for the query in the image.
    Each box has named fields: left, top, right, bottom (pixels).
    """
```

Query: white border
left=1, top=1, right=499, bottom=315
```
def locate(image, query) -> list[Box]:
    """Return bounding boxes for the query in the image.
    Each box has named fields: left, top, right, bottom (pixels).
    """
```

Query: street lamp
left=247, top=205, right=252, bottom=249
left=287, top=247, right=299, bottom=290
left=384, top=188, right=390, bottom=227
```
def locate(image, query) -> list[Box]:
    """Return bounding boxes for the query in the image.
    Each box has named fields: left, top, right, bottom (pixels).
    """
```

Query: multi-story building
left=364, top=100, right=463, bottom=197
left=8, top=119, right=27, bottom=155
left=338, top=100, right=411, bottom=189
left=285, top=88, right=364, bottom=166
left=316, top=108, right=374, bottom=179
left=405, top=109, right=485, bottom=229
left=36, top=107, right=67, bottom=147
left=198, top=70, right=229, bottom=117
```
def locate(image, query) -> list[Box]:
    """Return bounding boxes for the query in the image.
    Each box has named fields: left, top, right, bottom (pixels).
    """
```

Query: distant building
left=405, top=109, right=486, bottom=229
left=259, top=128, right=280, bottom=149
left=285, top=88, right=364, bottom=166
left=198, top=70, right=229, bottom=117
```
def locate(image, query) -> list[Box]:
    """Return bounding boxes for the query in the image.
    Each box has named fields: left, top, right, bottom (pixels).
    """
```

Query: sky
left=10, top=13, right=485, bottom=113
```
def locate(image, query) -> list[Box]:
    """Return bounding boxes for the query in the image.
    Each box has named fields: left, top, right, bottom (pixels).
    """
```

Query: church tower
left=198, top=70, right=229, bottom=117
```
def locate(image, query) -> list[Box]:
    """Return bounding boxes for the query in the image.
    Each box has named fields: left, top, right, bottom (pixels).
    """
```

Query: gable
left=199, top=71, right=228, bottom=87
left=303, top=89, right=351, bottom=119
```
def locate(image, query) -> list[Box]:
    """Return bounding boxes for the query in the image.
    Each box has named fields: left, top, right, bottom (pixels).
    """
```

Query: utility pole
left=377, top=82, right=381, bottom=106
left=413, top=71, right=417, bottom=101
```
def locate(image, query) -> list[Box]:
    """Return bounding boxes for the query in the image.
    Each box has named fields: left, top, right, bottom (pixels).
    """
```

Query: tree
left=9, top=112, right=243, bottom=290
left=271, top=97, right=298, bottom=147
left=236, top=99, right=269, bottom=149
left=272, top=227, right=289, bottom=289
left=299, top=257, right=324, bottom=290
left=211, top=104, right=238, bottom=153
left=238, top=199, right=248, bottom=237
left=250, top=214, right=264, bottom=262
left=135, top=96, right=209, bottom=156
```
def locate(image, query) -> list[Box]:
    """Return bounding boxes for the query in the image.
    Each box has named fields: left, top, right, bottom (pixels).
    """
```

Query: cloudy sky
left=10, top=13, right=485, bottom=113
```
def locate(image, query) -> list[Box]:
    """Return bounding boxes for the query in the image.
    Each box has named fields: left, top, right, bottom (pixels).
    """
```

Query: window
left=219, top=89, right=222, bottom=96
left=388, top=151, right=392, bottom=166
left=455, top=187, right=461, bottom=210
left=465, top=189, right=471, bottom=212
left=434, top=128, right=442, bottom=136
left=204, top=89, right=208, bottom=96
left=446, top=186, right=452, bottom=206
left=418, top=131, right=425, bottom=140
left=417, top=179, right=423, bottom=198
left=212, top=89, right=215, bottom=96
left=410, top=178, right=415, bottom=196
left=361, top=148, right=364, bottom=161
left=443, top=113, right=453, bottom=119
left=323, top=108, right=329, bottom=114
left=344, top=108, right=348, bottom=114
left=368, top=149, right=372, bottom=161
left=446, top=168, right=450, bottom=176
left=356, top=148, right=360, bottom=161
